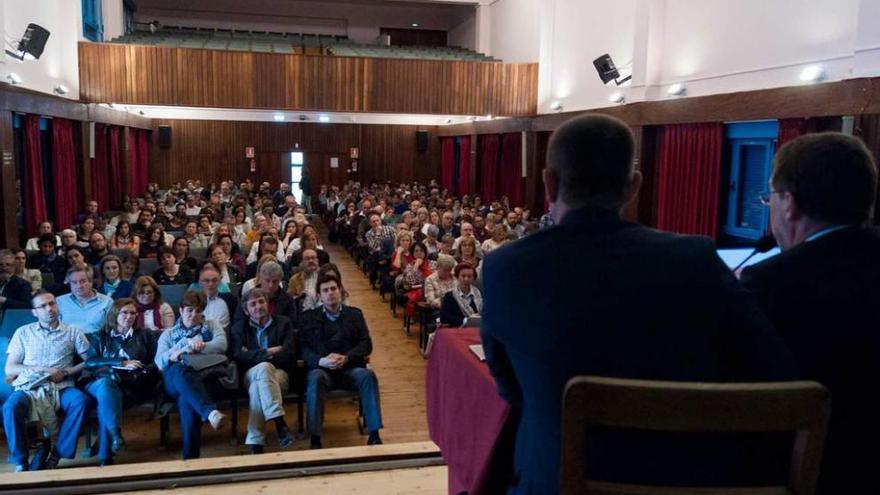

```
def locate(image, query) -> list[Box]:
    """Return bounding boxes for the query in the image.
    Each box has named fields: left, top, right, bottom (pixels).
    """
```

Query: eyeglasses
left=758, top=190, right=786, bottom=206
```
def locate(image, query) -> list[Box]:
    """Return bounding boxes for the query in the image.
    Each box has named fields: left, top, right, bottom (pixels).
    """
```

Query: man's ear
left=543, top=168, right=559, bottom=204
left=782, top=192, right=802, bottom=222
left=622, top=170, right=643, bottom=205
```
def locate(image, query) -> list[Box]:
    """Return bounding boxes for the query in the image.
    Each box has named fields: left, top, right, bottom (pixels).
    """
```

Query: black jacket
left=741, top=226, right=880, bottom=493
left=0, top=276, right=34, bottom=309
left=299, top=306, right=372, bottom=370
left=83, top=329, right=160, bottom=403
left=481, top=207, right=798, bottom=493
left=230, top=315, right=297, bottom=373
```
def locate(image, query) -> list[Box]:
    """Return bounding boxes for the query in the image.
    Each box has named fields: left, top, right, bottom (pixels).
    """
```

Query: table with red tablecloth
left=426, top=327, right=516, bottom=495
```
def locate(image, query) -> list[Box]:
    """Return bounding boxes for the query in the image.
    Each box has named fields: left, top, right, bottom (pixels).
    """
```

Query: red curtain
left=778, top=118, right=818, bottom=148
left=457, top=136, right=471, bottom=196
left=440, top=137, right=455, bottom=193
left=656, top=123, right=724, bottom=238
left=108, top=126, right=124, bottom=208
left=128, top=129, right=149, bottom=197
left=51, top=118, right=79, bottom=229
left=23, top=115, right=48, bottom=238
left=91, top=124, right=110, bottom=211
left=479, top=134, right=500, bottom=202
left=499, top=133, right=524, bottom=207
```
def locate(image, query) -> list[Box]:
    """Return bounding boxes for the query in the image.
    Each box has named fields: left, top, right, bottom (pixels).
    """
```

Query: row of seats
left=109, top=28, right=498, bottom=61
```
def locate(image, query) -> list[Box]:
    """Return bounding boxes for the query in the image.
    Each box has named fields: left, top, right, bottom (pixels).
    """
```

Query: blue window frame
left=723, top=121, right=778, bottom=241
left=82, top=0, right=104, bottom=41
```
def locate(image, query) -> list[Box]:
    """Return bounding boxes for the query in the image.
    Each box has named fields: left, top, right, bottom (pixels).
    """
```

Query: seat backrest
left=561, top=376, right=830, bottom=495
left=161, top=284, right=188, bottom=307
left=139, top=258, right=159, bottom=277
left=0, top=310, right=38, bottom=403
left=41, top=271, right=55, bottom=289
left=189, top=246, right=208, bottom=262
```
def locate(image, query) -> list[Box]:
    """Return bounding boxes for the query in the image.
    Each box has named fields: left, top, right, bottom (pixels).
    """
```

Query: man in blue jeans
left=3, top=291, right=91, bottom=471
left=300, top=273, right=383, bottom=449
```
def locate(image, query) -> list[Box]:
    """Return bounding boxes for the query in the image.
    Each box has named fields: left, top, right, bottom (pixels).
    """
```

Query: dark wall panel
left=149, top=120, right=440, bottom=188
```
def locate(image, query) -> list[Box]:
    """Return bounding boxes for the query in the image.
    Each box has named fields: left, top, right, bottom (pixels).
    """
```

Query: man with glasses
left=56, top=266, right=113, bottom=333
left=3, top=291, right=91, bottom=471
left=741, top=132, right=880, bottom=492
left=231, top=288, right=297, bottom=454
left=199, top=265, right=236, bottom=331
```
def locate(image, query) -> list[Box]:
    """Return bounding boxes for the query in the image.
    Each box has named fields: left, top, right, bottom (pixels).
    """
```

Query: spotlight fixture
left=469, top=116, right=478, bottom=121
left=108, top=102, right=117, bottom=109
left=411, top=23, right=420, bottom=27
left=486, top=114, right=494, bottom=120
left=799, top=65, right=825, bottom=83
left=318, top=115, right=330, bottom=123
left=53, top=84, right=69, bottom=95
left=5, top=23, right=50, bottom=61
left=6, top=73, right=22, bottom=85
left=608, top=91, right=625, bottom=104
left=667, top=83, right=686, bottom=96
left=550, top=101, right=563, bottom=112
left=138, top=110, right=145, bottom=116
left=273, top=114, right=285, bottom=121
left=298, top=114, right=308, bottom=121
left=593, top=53, right=631, bottom=86
left=445, top=118, right=453, bottom=124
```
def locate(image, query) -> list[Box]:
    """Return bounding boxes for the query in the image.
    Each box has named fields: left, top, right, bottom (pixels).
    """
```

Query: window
left=290, top=151, right=305, bottom=203
left=82, top=0, right=104, bottom=41
left=723, top=121, right=778, bottom=241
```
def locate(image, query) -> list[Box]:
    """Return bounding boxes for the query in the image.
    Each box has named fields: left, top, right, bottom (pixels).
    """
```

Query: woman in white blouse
left=132, top=275, right=176, bottom=332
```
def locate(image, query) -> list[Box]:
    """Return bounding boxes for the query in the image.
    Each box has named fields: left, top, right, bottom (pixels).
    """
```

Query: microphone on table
left=733, top=235, right=777, bottom=272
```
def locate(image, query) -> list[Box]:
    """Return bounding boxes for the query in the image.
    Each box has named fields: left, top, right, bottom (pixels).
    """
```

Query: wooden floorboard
left=0, top=219, right=431, bottom=472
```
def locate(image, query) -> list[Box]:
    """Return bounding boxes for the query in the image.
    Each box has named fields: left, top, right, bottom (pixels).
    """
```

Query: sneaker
left=14, top=464, right=28, bottom=472
left=29, top=439, right=51, bottom=471
left=110, top=428, right=126, bottom=453
left=277, top=425, right=295, bottom=449
left=100, top=458, right=115, bottom=467
left=44, top=449, right=61, bottom=470
left=367, top=431, right=383, bottom=446
left=248, top=444, right=264, bottom=455
left=310, top=435, right=323, bottom=449
left=208, top=410, right=226, bottom=431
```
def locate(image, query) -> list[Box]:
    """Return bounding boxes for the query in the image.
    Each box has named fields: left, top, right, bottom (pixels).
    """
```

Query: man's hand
left=122, top=360, right=143, bottom=369
left=48, top=369, right=66, bottom=383
left=266, top=346, right=283, bottom=357
left=170, top=349, right=185, bottom=362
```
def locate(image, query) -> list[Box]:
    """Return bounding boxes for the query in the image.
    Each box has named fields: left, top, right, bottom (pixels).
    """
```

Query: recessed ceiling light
left=667, top=83, right=686, bottom=96
left=273, top=114, right=285, bottom=121
left=318, top=115, right=330, bottom=123
left=799, top=65, right=825, bottom=83
left=411, top=23, right=420, bottom=27
left=550, top=101, right=563, bottom=112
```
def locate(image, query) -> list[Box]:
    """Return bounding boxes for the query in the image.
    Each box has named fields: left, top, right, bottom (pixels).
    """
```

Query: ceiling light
left=298, top=114, right=308, bottom=121
left=53, top=84, right=69, bottom=95
left=486, top=114, right=494, bottom=120
left=469, top=116, right=478, bottom=121
left=6, top=73, right=22, bottom=85
left=550, top=101, right=563, bottom=112
left=108, top=102, right=117, bottom=109
left=608, top=92, right=625, bottom=104
left=667, top=83, right=686, bottom=96
left=318, top=115, right=330, bottom=123
left=445, top=118, right=453, bottom=124
left=138, top=110, right=145, bottom=116
left=799, top=65, right=825, bottom=83
left=273, top=114, right=285, bottom=121
left=411, top=23, right=420, bottom=27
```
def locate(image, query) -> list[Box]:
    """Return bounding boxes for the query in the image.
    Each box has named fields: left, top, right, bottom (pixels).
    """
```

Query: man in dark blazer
left=0, top=250, right=34, bottom=310
left=481, top=114, right=798, bottom=494
left=740, top=132, right=880, bottom=494
left=230, top=287, right=297, bottom=454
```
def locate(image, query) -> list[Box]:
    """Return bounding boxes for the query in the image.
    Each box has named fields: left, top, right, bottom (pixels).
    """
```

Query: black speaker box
left=158, top=125, right=172, bottom=148
left=416, top=130, right=429, bottom=152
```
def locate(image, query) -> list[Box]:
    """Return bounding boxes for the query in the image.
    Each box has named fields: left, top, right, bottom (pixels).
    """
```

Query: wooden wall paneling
left=78, top=43, right=539, bottom=116
left=0, top=110, right=18, bottom=248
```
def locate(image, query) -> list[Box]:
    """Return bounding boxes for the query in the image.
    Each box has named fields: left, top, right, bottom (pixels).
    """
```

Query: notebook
left=469, top=344, right=486, bottom=362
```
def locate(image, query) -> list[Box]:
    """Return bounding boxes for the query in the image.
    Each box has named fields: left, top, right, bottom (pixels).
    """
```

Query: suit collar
left=558, top=207, right=626, bottom=227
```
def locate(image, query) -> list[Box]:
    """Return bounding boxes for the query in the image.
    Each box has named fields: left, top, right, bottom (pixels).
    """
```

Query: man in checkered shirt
left=364, top=212, right=396, bottom=286
left=3, top=290, right=91, bottom=472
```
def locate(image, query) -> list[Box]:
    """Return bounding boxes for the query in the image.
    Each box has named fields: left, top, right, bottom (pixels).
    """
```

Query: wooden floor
left=0, top=221, right=431, bottom=471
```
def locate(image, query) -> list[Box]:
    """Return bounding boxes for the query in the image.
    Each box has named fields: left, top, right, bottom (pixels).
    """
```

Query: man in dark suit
left=740, top=132, right=880, bottom=494
left=0, top=250, right=34, bottom=310
left=481, top=114, right=798, bottom=494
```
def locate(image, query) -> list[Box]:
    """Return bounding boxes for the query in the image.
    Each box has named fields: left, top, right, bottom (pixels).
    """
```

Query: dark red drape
left=479, top=134, right=500, bottom=202
left=23, top=115, right=48, bottom=238
left=108, top=126, right=124, bottom=209
left=128, top=128, right=149, bottom=197
left=499, top=133, right=524, bottom=207
left=91, top=123, right=110, bottom=211
left=51, top=118, right=79, bottom=229
left=457, top=136, right=471, bottom=196
left=778, top=118, right=818, bottom=148
left=656, top=122, right=724, bottom=238
left=441, top=137, right=455, bottom=193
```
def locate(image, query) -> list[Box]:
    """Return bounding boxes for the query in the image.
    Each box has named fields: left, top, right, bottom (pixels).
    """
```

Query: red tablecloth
left=426, top=328, right=515, bottom=495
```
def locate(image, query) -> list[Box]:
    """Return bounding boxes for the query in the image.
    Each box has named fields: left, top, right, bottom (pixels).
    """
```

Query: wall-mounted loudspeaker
left=416, top=130, right=428, bottom=152
left=158, top=125, right=172, bottom=148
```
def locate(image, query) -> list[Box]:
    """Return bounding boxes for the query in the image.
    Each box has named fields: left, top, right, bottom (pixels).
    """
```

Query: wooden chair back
left=561, top=376, right=830, bottom=495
